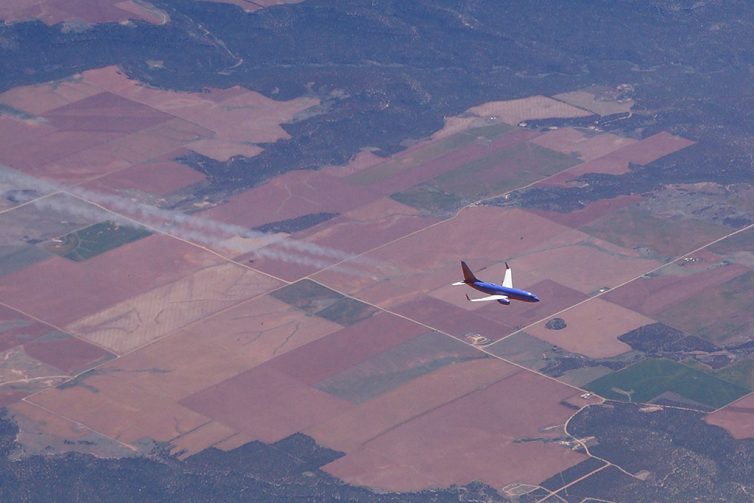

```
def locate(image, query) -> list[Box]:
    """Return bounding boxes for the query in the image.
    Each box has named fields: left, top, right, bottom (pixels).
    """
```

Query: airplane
left=452, top=261, right=540, bottom=305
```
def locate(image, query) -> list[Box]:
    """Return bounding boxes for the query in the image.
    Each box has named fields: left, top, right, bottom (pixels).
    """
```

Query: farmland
left=584, top=358, right=749, bottom=410
left=0, top=1, right=752, bottom=501
left=0, top=68, right=749, bottom=496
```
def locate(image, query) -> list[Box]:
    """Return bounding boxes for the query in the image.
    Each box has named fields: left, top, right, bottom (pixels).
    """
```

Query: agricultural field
left=580, top=204, right=732, bottom=260
left=584, top=358, right=749, bottom=410
left=46, top=220, right=151, bottom=262
left=391, top=139, right=579, bottom=215
left=653, top=271, right=754, bottom=347
left=0, top=3, right=752, bottom=499
left=706, top=393, right=754, bottom=439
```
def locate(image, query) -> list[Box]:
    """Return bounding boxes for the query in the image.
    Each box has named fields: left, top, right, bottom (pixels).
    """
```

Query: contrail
left=0, top=167, right=375, bottom=273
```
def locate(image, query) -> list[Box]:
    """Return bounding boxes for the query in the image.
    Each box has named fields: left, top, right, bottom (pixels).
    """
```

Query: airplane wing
left=503, top=262, right=513, bottom=288
left=465, top=294, right=510, bottom=303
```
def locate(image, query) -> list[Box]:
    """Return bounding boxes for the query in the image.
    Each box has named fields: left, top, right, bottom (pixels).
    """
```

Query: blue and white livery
left=452, top=261, right=540, bottom=305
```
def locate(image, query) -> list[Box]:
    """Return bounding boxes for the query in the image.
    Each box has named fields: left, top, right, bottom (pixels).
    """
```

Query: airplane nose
left=533, top=295, right=540, bottom=302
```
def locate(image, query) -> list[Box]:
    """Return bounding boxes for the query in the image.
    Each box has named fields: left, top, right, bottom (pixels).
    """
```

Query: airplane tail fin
left=503, top=262, right=513, bottom=288
left=461, top=261, right=478, bottom=283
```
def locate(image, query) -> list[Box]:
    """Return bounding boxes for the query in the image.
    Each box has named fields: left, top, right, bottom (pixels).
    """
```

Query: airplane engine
left=497, top=298, right=511, bottom=305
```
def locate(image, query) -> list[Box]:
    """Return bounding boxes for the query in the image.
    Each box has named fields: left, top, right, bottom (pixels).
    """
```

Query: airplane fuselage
left=470, top=281, right=540, bottom=303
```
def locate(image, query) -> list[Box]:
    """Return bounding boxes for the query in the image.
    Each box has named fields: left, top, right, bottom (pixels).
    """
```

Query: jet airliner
left=452, top=261, right=540, bottom=305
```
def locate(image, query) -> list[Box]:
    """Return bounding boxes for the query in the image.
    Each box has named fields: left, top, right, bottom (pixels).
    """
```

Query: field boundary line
left=19, top=398, right=138, bottom=453
left=485, top=222, right=754, bottom=350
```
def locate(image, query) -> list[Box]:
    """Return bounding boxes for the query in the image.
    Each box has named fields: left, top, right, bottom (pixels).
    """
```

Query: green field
left=401, top=122, right=514, bottom=163
left=271, top=279, right=344, bottom=314
left=709, top=226, right=754, bottom=255
left=581, top=206, right=731, bottom=259
left=716, top=358, right=754, bottom=390
left=348, top=122, right=512, bottom=186
left=584, top=358, right=750, bottom=409
left=315, top=297, right=377, bottom=326
left=430, top=141, right=578, bottom=198
left=391, top=142, right=578, bottom=214
left=390, top=185, right=464, bottom=215
left=656, top=271, right=754, bottom=347
left=47, top=221, right=151, bottom=262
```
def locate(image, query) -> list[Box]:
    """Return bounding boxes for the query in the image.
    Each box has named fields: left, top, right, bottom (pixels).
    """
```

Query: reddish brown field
left=268, top=312, right=428, bottom=385
left=206, top=170, right=381, bottom=229
left=314, top=332, right=486, bottom=403
left=233, top=198, right=431, bottom=282
left=0, top=84, right=208, bottom=182
left=0, top=70, right=712, bottom=494
left=76, top=67, right=318, bottom=159
left=0, top=116, right=56, bottom=151
left=604, top=260, right=750, bottom=318
left=29, top=372, right=212, bottom=446
left=307, top=358, right=519, bottom=452
left=42, top=92, right=173, bottom=134
left=575, top=133, right=640, bottom=161
left=0, top=75, right=102, bottom=115
left=0, top=130, right=123, bottom=173
left=706, top=393, right=754, bottom=439
left=548, top=157, right=631, bottom=183
left=173, top=89, right=316, bottom=145
left=78, top=118, right=213, bottom=166
left=391, top=297, right=513, bottom=342
left=4, top=65, right=317, bottom=169
left=90, top=332, right=255, bottom=401
left=0, top=306, right=113, bottom=403
left=84, top=160, right=205, bottom=198
left=0, top=93, right=204, bottom=182
left=0, top=304, right=52, bottom=352
left=24, top=332, right=114, bottom=373
left=525, top=298, right=651, bottom=358
left=95, top=294, right=343, bottom=401
left=606, top=131, right=694, bottom=165
left=529, top=127, right=584, bottom=152
left=0, top=0, right=166, bottom=25
left=297, top=197, right=440, bottom=254
left=181, top=365, right=355, bottom=443
left=32, top=146, right=132, bottom=183
left=531, top=128, right=636, bottom=162
left=322, top=369, right=596, bottom=492
left=0, top=234, right=223, bottom=326
left=542, top=131, right=694, bottom=186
